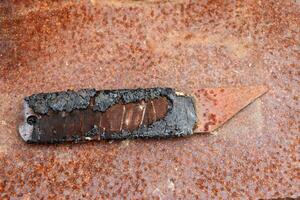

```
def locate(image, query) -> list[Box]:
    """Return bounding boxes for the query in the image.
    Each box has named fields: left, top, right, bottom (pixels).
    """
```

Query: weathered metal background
left=0, top=0, right=299, bottom=199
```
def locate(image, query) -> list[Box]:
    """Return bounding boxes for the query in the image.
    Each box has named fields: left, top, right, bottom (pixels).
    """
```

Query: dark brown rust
left=36, top=97, right=168, bottom=142
left=2, top=0, right=298, bottom=198
left=101, top=97, right=168, bottom=133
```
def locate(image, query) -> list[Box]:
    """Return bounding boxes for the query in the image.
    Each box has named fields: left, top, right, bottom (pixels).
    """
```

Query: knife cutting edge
left=19, top=86, right=268, bottom=143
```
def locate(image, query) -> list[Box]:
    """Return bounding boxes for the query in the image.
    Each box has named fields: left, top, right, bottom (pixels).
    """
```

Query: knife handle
left=19, top=88, right=197, bottom=143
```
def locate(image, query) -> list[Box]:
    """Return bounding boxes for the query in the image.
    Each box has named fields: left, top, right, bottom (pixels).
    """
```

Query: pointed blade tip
left=192, top=85, right=268, bottom=133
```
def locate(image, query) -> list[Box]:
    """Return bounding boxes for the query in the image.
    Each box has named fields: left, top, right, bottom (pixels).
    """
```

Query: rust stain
left=97, top=0, right=186, bottom=7
left=0, top=0, right=299, bottom=199
left=149, top=30, right=254, bottom=59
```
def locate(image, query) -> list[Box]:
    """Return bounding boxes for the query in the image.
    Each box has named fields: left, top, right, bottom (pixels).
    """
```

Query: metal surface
left=0, top=0, right=299, bottom=199
left=193, top=85, right=268, bottom=132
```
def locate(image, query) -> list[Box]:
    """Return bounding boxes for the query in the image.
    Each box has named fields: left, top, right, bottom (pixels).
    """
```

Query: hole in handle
left=27, top=115, right=38, bottom=125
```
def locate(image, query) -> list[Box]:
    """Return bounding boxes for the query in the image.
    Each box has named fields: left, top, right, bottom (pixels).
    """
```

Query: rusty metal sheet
left=0, top=0, right=299, bottom=199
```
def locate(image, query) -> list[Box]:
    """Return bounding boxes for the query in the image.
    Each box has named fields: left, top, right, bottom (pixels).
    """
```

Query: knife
left=19, top=86, right=267, bottom=143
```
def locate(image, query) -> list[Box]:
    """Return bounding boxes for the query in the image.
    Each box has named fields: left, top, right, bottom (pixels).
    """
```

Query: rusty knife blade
left=19, top=86, right=267, bottom=143
left=190, top=85, right=268, bottom=133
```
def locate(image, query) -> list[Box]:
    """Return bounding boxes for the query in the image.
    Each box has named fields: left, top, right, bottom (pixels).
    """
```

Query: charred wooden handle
left=19, top=88, right=197, bottom=143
